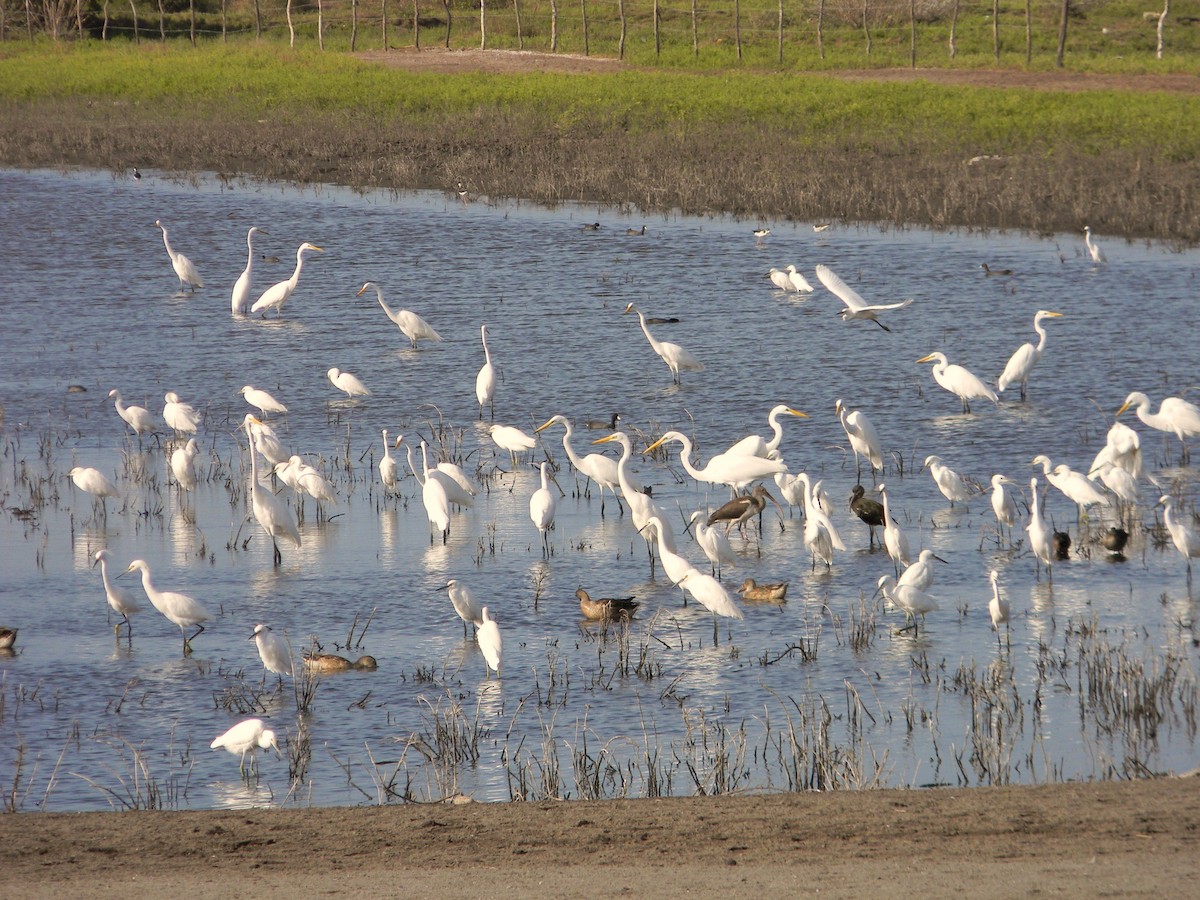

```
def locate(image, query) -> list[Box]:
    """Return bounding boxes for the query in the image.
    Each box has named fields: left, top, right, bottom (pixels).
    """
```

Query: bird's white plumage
left=327, top=367, right=371, bottom=399
left=239, top=385, right=287, bottom=415
left=210, top=718, right=280, bottom=771
left=446, top=579, right=484, bottom=630
left=646, top=430, right=787, bottom=492
left=251, top=623, right=294, bottom=678
left=357, top=281, right=444, bottom=349
left=725, top=405, right=807, bottom=458
left=836, top=399, right=884, bottom=473
left=624, top=303, right=703, bottom=383
left=475, top=325, right=496, bottom=418
left=124, top=559, right=209, bottom=647
left=1026, top=477, right=1053, bottom=573
left=477, top=607, right=503, bottom=676
left=677, top=569, right=744, bottom=620
left=816, top=264, right=913, bottom=330
left=786, top=264, right=814, bottom=292
left=170, top=438, right=200, bottom=491
left=917, top=352, right=998, bottom=413
left=1084, top=225, right=1107, bottom=264
left=93, top=549, right=141, bottom=625
left=529, top=461, right=557, bottom=547
left=997, top=310, right=1063, bottom=399
left=109, top=389, right=156, bottom=435
left=68, top=466, right=119, bottom=498
left=690, top=511, right=737, bottom=574
left=878, top=483, right=911, bottom=570
left=924, top=455, right=974, bottom=506
left=155, top=219, right=203, bottom=291
left=1117, top=392, right=1200, bottom=442
left=231, top=226, right=265, bottom=314
left=251, top=242, right=322, bottom=315
left=379, top=429, right=399, bottom=491
left=990, top=474, right=1018, bottom=528
left=162, top=391, right=201, bottom=433
left=242, top=415, right=301, bottom=560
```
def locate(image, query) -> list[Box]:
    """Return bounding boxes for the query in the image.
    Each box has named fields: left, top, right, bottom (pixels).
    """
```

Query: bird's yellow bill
left=355, top=285, right=369, bottom=297
left=1115, top=399, right=1133, bottom=417
left=534, top=418, right=557, bottom=434
left=785, top=408, right=809, bottom=418
left=915, top=353, right=937, bottom=364
left=643, top=435, right=669, bottom=454
left=592, top=434, right=619, bottom=445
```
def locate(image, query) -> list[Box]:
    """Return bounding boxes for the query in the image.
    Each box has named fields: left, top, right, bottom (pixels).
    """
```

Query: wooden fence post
left=189, top=0, right=196, bottom=46
left=382, top=0, right=388, bottom=50
left=992, top=0, right=999, bottom=62
left=514, top=0, right=522, bottom=49
left=654, top=0, right=660, bottom=58
left=1055, top=0, right=1068, bottom=67
left=581, top=0, right=589, bottom=56
left=441, top=0, right=451, bottom=48
left=691, top=0, right=697, bottom=57
left=909, top=0, right=915, bottom=67
left=156, top=0, right=164, bottom=41
left=130, top=0, right=139, bottom=43
left=817, top=0, right=824, bottom=59
left=862, top=0, right=871, bottom=57
left=619, top=0, right=626, bottom=59
left=479, top=0, right=485, bottom=50
left=551, top=0, right=557, bottom=51
left=949, top=0, right=958, bottom=57
left=777, top=0, right=783, bottom=65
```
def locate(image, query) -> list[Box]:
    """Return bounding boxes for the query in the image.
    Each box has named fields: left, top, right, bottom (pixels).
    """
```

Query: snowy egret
left=988, top=570, right=1010, bottom=647
left=1031, top=454, right=1111, bottom=517
left=477, top=607, right=503, bottom=677
left=768, top=268, right=793, bottom=291
left=1084, top=225, right=1106, bottom=264
left=1116, top=391, right=1200, bottom=460
left=923, top=455, right=974, bottom=508
left=529, top=461, right=557, bottom=555
left=1089, top=421, right=1143, bottom=480
left=786, top=264, right=814, bottom=292
left=475, top=325, right=496, bottom=420
left=67, top=466, right=119, bottom=501
left=645, top=431, right=787, bottom=493
left=877, top=483, right=911, bottom=574
left=836, top=399, right=884, bottom=480
left=577, top=588, right=639, bottom=621
left=489, top=424, right=537, bottom=467
left=1159, top=495, right=1200, bottom=575
left=356, top=281, right=444, bottom=349
left=92, top=549, right=141, bottom=638
left=162, top=391, right=201, bottom=434
left=155, top=219, right=203, bottom=292
left=379, top=429, right=399, bottom=492
left=792, top=473, right=845, bottom=568
left=624, top=303, right=704, bottom=384
left=210, top=719, right=280, bottom=774
left=689, top=510, right=737, bottom=576
left=251, top=242, right=322, bottom=316
left=419, top=455, right=451, bottom=543
left=916, top=352, right=998, bottom=413
left=849, top=485, right=884, bottom=548
left=239, top=385, right=288, bottom=416
left=997, top=310, right=1064, bottom=401
left=327, top=367, right=371, bottom=400
left=816, top=264, right=913, bottom=331
left=535, top=414, right=631, bottom=514
left=303, top=653, right=377, bottom=673
left=242, top=415, right=301, bottom=565
left=773, top=473, right=807, bottom=517
left=735, top=578, right=788, bottom=602
left=416, top=441, right=476, bottom=508
left=231, top=226, right=267, bottom=314
left=443, top=579, right=484, bottom=636
left=170, top=438, right=199, bottom=491
left=990, top=474, right=1019, bottom=538
left=897, top=548, right=946, bottom=592
left=876, top=574, right=939, bottom=635
left=108, top=389, right=156, bottom=436
left=250, top=623, right=294, bottom=681
left=1027, top=477, right=1053, bottom=579
left=123, top=559, right=209, bottom=653
left=724, top=405, right=808, bottom=458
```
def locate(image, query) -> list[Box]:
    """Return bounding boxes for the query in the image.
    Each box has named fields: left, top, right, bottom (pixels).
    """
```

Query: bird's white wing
left=863, top=297, right=914, bottom=313
left=815, top=264, right=868, bottom=311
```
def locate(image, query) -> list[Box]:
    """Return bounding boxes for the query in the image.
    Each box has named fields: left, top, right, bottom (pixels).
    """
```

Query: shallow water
left=0, top=167, right=1197, bottom=811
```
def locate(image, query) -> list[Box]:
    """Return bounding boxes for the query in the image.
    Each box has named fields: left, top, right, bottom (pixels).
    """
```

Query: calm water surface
left=1, top=167, right=1197, bottom=810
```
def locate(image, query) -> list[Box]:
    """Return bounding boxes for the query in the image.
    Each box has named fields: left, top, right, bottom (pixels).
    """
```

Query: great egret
left=242, top=414, right=301, bottom=565
left=816, top=264, right=913, bottom=331
left=877, top=483, right=911, bottom=574
left=1159, top=495, right=1200, bottom=575
left=477, top=607, right=503, bottom=677
left=529, top=461, right=557, bottom=555
left=123, top=559, right=209, bottom=653
left=155, top=219, right=203, bottom=292
left=792, top=473, right=845, bottom=568
left=593, top=432, right=670, bottom=553
left=725, top=405, right=808, bottom=458
left=786, top=264, right=815, bottom=292
left=1089, top=421, right=1143, bottom=480
left=170, top=438, right=199, bottom=491
left=876, top=574, right=939, bottom=635
left=689, top=510, right=737, bottom=577
left=990, top=474, right=1019, bottom=539
left=108, top=389, right=156, bottom=436
left=402, top=440, right=450, bottom=543
left=642, top=515, right=698, bottom=598
left=924, top=455, right=974, bottom=508
left=735, top=578, right=788, bottom=602
left=251, top=242, right=322, bottom=316
left=430, top=457, right=478, bottom=508
left=1084, top=225, right=1106, bottom=264
left=327, top=367, right=371, bottom=400
left=1031, top=454, right=1111, bottom=516
left=379, top=429, right=399, bottom=492
left=303, top=653, right=378, bottom=673
left=577, top=588, right=639, bottom=621
left=645, top=430, right=787, bottom=493
left=1089, top=462, right=1139, bottom=510
left=93, top=549, right=141, bottom=638
left=849, top=485, right=884, bottom=548
left=162, top=391, right=201, bottom=434
left=476, top=325, right=496, bottom=420
left=768, top=268, right=792, bottom=291
left=677, top=569, right=744, bottom=631
left=836, top=399, right=884, bottom=480
left=239, top=385, right=288, bottom=416
left=276, top=454, right=337, bottom=515
left=231, top=226, right=267, bottom=314
left=1027, top=477, right=1053, bottom=579
left=898, top=548, right=945, bottom=592
left=624, top=303, right=704, bottom=384
left=1116, top=391, right=1200, bottom=459
left=489, top=424, right=537, bottom=467
left=444, top=579, right=484, bottom=635
left=356, top=281, right=444, bottom=349
left=535, top=414, right=632, bottom=515
left=250, top=623, right=294, bottom=681
left=210, top=719, right=280, bottom=774
left=917, top=352, right=998, bottom=413
left=246, top=416, right=289, bottom=465
left=988, top=570, right=1010, bottom=647
left=997, top=310, right=1064, bottom=401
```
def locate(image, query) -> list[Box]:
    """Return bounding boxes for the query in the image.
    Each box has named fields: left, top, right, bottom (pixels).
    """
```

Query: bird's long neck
left=373, top=287, right=399, bottom=321
left=1033, top=320, right=1049, bottom=351
left=636, top=311, right=656, bottom=347
left=245, top=231, right=256, bottom=270
left=405, top=444, right=423, bottom=483
left=559, top=427, right=585, bottom=471
left=673, top=437, right=704, bottom=481
left=766, top=411, right=785, bottom=452
left=613, top=438, right=636, bottom=494
left=288, top=251, right=306, bottom=288
left=245, top=425, right=261, bottom=485
left=481, top=332, right=492, bottom=364
left=160, top=228, right=174, bottom=259
left=100, top=561, right=118, bottom=594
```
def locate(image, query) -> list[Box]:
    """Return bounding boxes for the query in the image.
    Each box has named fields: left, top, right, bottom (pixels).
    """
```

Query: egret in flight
left=356, top=281, right=444, bottom=349
left=155, top=219, right=203, bottom=292
left=816, top=264, right=913, bottom=331
left=231, top=226, right=267, bottom=314
left=917, top=353, right=998, bottom=413
left=624, top=303, right=704, bottom=384
left=997, top=310, right=1064, bottom=401
left=251, top=242, right=322, bottom=316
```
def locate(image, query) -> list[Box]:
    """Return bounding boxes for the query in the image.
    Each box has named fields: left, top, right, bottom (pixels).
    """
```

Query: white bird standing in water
left=239, top=385, right=288, bottom=416
left=725, top=405, right=808, bottom=459
left=476, top=324, right=497, bottom=419
left=250, top=623, right=294, bottom=681
left=768, top=268, right=793, bottom=291
left=624, top=303, right=704, bottom=384
left=534, top=414, right=631, bottom=515
left=876, top=574, right=939, bottom=635
left=997, top=310, right=1064, bottom=401
left=155, top=219, right=203, bottom=292
left=251, top=242, right=322, bottom=316
left=529, top=461, right=557, bottom=555
left=1117, top=391, right=1200, bottom=461
left=489, top=424, right=537, bottom=467
left=170, top=437, right=200, bottom=491
left=816, top=264, right=913, bottom=331
left=677, top=569, right=744, bottom=644
left=689, top=510, right=737, bottom=577
left=877, top=483, right=911, bottom=575
left=327, top=367, right=371, bottom=400
left=1159, top=494, right=1200, bottom=575
left=990, top=474, right=1019, bottom=539
left=988, top=569, right=1010, bottom=647
left=162, top=391, right=201, bottom=434
left=68, top=465, right=120, bottom=503
left=644, top=430, right=787, bottom=493
left=231, top=226, right=267, bottom=314
left=356, top=281, right=444, bottom=349
left=109, top=389, right=156, bottom=436
left=1027, top=477, right=1053, bottom=579
left=123, top=559, right=209, bottom=653
left=917, top=352, right=998, bottom=413
left=1084, top=225, right=1107, bottom=264
left=210, top=718, right=280, bottom=774
left=786, top=264, right=814, bottom=292
left=924, top=455, right=974, bottom=508
left=93, top=549, right=141, bottom=638
left=836, top=398, right=884, bottom=480
left=898, top=548, right=945, bottom=593
left=242, top=414, right=301, bottom=565
left=444, top=579, right=484, bottom=636
left=477, top=607, right=503, bottom=677
left=379, top=429, right=399, bottom=492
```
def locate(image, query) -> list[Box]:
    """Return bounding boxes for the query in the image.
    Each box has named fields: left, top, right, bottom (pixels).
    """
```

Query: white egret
left=849, top=485, right=885, bottom=548
left=677, top=569, right=743, bottom=644
left=231, top=226, right=267, bottom=314
left=773, top=472, right=807, bottom=517
left=725, top=405, right=808, bottom=458
left=422, top=443, right=477, bottom=508
left=623, top=303, right=704, bottom=384
left=68, top=465, right=119, bottom=501
left=108, top=389, right=156, bottom=436
left=786, top=264, right=814, bottom=292
left=1089, top=421, right=1142, bottom=480
left=815, top=263, right=913, bottom=331
left=529, top=461, right=557, bottom=554
left=379, top=429, right=399, bottom=492
left=489, top=424, right=537, bottom=467
left=593, top=432, right=671, bottom=555
left=92, top=549, right=141, bottom=638
left=475, top=324, right=496, bottom=419
left=1031, top=454, right=1111, bottom=516
left=327, top=367, right=371, bottom=400
left=123, top=559, right=209, bottom=653
left=444, top=579, right=484, bottom=636
left=577, top=588, right=639, bottom=621
left=1117, top=391, right=1200, bottom=459
left=642, top=515, right=697, bottom=595
left=1084, top=225, right=1106, bottom=264
left=997, top=310, right=1064, bottom=401
left=535, top=414, right=631, bottom=515
left=210, top=719, right=280, bottom=775
left=836, top=398, right=884, bottom=480
left=155, top=219, right=203, bottom=292
left=689, top=510, right=737, bottom=577
left=251, top=242, right=322, bottom=316
left=876, top=574, right=939, bottom=635
left=768, top=268, right=792, bottom=291
left=290, top=457, right=336, bottom=510
left=792, top=473, right=845, bottom=568
left=898, top=548, right=945, bottom=592
left=1159, top=495, right=1200, bottom=575
left=162, top=391, right=201, bottom=434
left=1089, top=462, right=1139, bottom=508
left=924, top=455, right=974, bottom=507
left=170, top=437, right=200, bottom=492
left=477, top=607, right=503, bottom=677
left=988, top=570, right=1010, bottom=647
left=917, top=352, right=998, bottom=413
left=990, top=474, right=1019, bottom=538
left=877, top=483, right=911, bottom=574
left=1027, top=477, right=1053, bottom=579
left=250, top=623, right=294, bottom=681
left=239, top=385, right=287, bottom=416
left=403, top=439, right=470, bottom=518
left=242, top=415, right=301, bottom=565
left=645, top=431, right=787, bottom=493
left=356, top=281, right=444, bottom=349
left=402, top=440, right=451, bottom=543
left=246, top=416, right=288, bottom=465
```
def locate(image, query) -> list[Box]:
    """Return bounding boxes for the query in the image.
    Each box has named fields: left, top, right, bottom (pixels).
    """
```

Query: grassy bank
left=1, top=41, right=1198, bottom=240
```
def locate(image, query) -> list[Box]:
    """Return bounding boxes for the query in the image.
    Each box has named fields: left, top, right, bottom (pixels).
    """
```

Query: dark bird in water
left=1102, top=526, right=1130, bottom=558
left=707, top=484, right=785, bottom=533
left=582, top=222, right=601, bottom=231
left=132, top=167, right=142, bottom=180
left=1052, top=530, right=1072, bottom=560
left=576, top=588, right=639, bottom=621
left=585, top=413, right=620, bottom=431
left=644, top=316, right=680, bottom=325
left=849, top=484, right=885, bottom=548
left=735, top=578, right=788, bottom=602
left=302, top=652, right=378, bottom=673
left=626, top=225, right=647, bottom=235
left=980, top=263, right=1013, bottom=276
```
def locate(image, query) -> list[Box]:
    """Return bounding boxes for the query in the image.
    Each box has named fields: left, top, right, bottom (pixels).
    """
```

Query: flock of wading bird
left=43, top=214, right=1200, bottom=774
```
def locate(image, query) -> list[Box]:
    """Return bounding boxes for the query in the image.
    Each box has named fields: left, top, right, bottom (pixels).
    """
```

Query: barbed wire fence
left=0, top=0, right=1179, bottom=66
